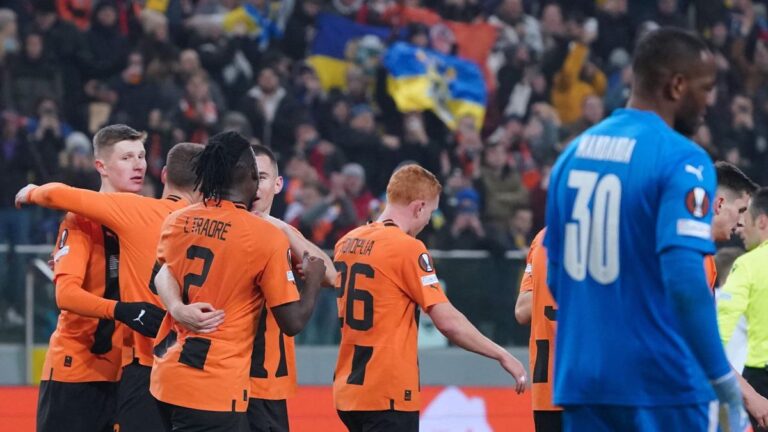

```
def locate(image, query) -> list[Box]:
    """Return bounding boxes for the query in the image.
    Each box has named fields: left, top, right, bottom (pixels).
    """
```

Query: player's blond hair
left=93, top=124, right=147, bottom=158
left=386, top=164, right=442, bottom=205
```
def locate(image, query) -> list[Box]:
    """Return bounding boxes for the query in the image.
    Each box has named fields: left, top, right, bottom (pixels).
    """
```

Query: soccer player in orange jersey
left=332, top=164, right=527, bottom=432
left=515, top=228, right=561, bottom=432
left=33, top=125, right=162, bottom=432
left=150, top=131, right=327, bottom=431
left=16, top=142, right=204, bottom=432
left=247, top=144, right=337, bottom=432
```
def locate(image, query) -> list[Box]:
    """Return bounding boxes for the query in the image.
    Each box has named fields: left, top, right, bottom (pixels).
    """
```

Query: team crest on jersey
left=418, top=253, right=434, bottom=272
left=685, top=187, right=710, bottom=218
left=59, top=229, right=68, bottom=249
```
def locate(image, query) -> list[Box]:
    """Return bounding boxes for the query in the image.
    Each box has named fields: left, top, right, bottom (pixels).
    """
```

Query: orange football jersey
left=151, top=200, right=299, bottom=412
left=28, top=183, right=189, bottom=368
left=249, top=226, right=306, bottom=401
left=42, top=213, right=122, bottom=383
left=333, top=220, right=449, bottom=412
left=520, top=228, right=560, bottom=412
left=704, top=254, right=717, bottom=293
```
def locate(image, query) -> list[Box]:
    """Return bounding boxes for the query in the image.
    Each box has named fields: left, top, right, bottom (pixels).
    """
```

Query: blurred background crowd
left=1, top=0, right=767, bottom=332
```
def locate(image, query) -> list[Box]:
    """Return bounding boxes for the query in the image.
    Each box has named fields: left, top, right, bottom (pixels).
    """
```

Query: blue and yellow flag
left=307, top=14, right=389, bottom=91
left=383, top=42, right=486, bottom=130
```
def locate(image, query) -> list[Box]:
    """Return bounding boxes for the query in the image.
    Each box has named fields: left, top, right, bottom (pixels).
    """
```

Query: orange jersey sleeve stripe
left=526, top=229, right=561, bottom=412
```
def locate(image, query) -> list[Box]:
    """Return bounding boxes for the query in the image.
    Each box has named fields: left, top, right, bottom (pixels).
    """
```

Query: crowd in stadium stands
left=1, top=0, right=768, bottom=255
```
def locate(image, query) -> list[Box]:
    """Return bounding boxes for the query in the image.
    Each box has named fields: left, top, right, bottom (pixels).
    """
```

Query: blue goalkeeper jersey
left=544, top=108, right=717, bottom=406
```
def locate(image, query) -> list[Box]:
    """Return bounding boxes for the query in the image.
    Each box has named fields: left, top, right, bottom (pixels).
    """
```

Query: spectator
left=2, top=32, right=63, bottom=117
left=436, top=185, right=489, bottom=250
left=594, top=0, right=634, bottom=64
left=495, top=206, right=534, bottom=251
left=176, top=48, right=228, bottom=110
left=724, top=94, right=759, bottom=180
left=340, top=162, right=376, bottom=226
left=171, top=71, right=220, bottom=143
left=568, top=94, right=605, bottom=136
left=285, top=179, right=357, bottom=249
left=85, top=0, right=130, bottom=80
left=0, top=9, right=18, bottom=67
left=30, top=0, right=92, bottom=127
left=489, top=0, right=544, bottom=56
left=476, top=143, right=529, bottom=230
left=24, top=97, right=71, bottom=182
left=59, top=131, right=99, bottom=191
left=550, top=20, right=606, bottom=125
left=282, top=0, right=322, bottom=60
left=239, top=65, right=299, bottom=157
left=334, top=104, right=398, bottom=194
left=654, top=0, right=688, bottom=29
left=108, top=50, right=162, bottom=130
left=0, top=112, right=37, bottom=326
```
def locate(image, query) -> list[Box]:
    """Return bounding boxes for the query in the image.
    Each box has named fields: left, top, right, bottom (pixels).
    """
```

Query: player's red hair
left=386, top=164, right=442, bottom=205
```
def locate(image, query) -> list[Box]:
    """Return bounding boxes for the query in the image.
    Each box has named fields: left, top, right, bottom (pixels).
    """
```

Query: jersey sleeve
left=521, top=230, right=546, bottom=294
left=259, top=232, right=301, bottom=308
left=655, top=147, right=716, bottom=254
left=717, top=257, right=751, bottom=346
left=399, top=241, right=449, bottom=310
left=53, top=214, right=117, bottom=319
left=29, top=183, right=143, bottom=236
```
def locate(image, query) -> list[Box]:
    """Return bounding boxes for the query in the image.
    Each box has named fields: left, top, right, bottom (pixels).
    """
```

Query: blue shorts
left=563, top=402, right=718, bottom=432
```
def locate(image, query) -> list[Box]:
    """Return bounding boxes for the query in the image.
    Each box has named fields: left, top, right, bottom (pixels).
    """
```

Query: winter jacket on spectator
left=551, top=42, right=606, bottom=125
left=85, top=0, right=130, bottom=79
left=238, top=84, right=300, bottom=158
left=2, top=49, right=63, bottom=117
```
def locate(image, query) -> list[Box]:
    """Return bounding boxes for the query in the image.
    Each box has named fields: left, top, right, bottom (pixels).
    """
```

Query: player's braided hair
left=193, top=131, right=252, bottom=204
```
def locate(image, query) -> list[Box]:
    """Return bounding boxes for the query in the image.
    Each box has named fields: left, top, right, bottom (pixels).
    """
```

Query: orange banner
left=0, top=385, right=534, bottom=431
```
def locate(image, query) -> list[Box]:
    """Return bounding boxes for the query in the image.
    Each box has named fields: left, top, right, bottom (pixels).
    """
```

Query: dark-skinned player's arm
left=271, top=252, right=326, bottom=336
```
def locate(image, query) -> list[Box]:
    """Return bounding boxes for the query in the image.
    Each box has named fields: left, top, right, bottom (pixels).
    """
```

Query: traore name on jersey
left=183, top=216, right=232, bottom=241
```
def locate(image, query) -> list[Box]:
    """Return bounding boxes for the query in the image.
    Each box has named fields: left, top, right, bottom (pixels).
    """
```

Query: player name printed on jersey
left=183, top=216, right=232, bottom=241
left=575, top=135, right=637, bottom=163
left=338, top=237, right=375, bottom=256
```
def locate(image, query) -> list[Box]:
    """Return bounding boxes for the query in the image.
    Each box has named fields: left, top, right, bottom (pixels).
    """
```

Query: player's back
left=545, top=108, right=717, bottom=406
left=151, top=200, right=297, bottom=412
left=522, top=228, right=558, bottom=412
left=44, top=213, right=122, bottom=382
left=333, top=221, right=447, bottom=412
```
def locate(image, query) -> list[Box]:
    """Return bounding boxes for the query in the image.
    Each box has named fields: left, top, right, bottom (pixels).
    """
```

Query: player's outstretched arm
left=154, top=264, right=224, bottom=334
left=514, top=291, right=532, bottom=325
left=271, top=252, right=326, bottom=336
left=16, top=183, right=131, bottom=229
left=257, top=213, right=338, bottom=286
left=428, top=302, right=527, bottom=394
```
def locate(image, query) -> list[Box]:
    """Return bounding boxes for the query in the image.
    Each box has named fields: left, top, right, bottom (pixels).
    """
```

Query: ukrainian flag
left=384, top=42, right=486, bottom=130
left=307, top=14, right=389, bottom=91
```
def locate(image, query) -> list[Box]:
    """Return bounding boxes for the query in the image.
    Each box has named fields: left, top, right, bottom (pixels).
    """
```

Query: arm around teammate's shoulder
left=271, top=251, right=327, bottom=336
left=427, top=302, right=527, bottom=393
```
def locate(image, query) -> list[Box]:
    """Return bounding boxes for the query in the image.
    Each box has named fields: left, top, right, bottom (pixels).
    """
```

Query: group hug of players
left=16, top=26, right=768, bottom=432
left=15, top=126, right=526, bottom=432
